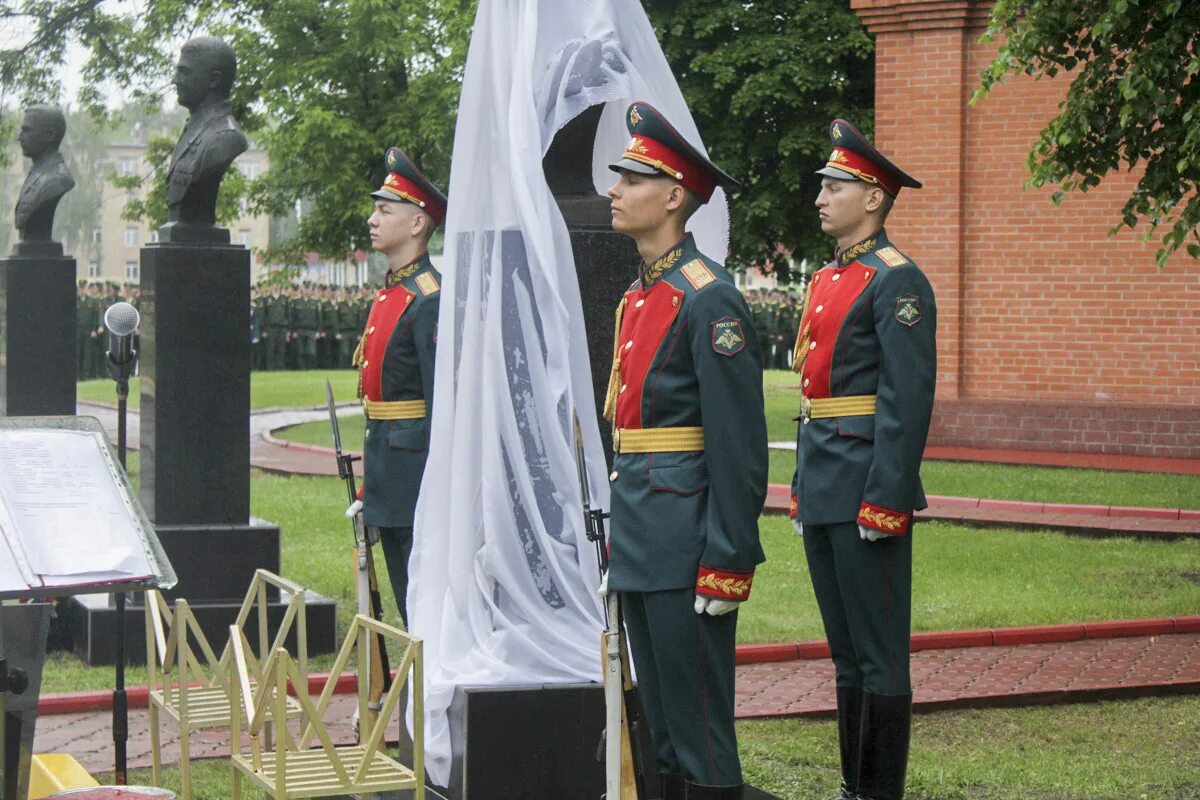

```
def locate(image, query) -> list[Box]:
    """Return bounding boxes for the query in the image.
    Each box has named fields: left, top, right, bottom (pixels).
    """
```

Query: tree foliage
left=643, top=0, right=874, bottom=274
left=2, top=0, right=474, bottom=261
left=977, top=0, right=1200, bottom=266
left=4, top=0, right=872, bottom=271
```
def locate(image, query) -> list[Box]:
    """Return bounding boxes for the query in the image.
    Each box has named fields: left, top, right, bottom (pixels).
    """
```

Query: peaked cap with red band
left=816, top=119, right=922, bottom=198
left=371, top=147, right=448, bottom=226
left=609, top=101, right=741, bottom=203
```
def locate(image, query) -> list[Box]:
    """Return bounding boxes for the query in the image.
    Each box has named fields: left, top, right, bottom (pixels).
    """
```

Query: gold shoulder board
left=876, top=247, right=909, bottom=268
left=681, top=259, right=716, bottom=290
left=416, top=272, right=440, bottom=296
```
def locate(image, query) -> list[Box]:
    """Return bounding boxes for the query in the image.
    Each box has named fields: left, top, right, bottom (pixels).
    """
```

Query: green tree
left=2, top=0, right=474, bottom=261
left=977, top=0, right=1200, bottom=266
left=642, top=0, right=875, bottom=274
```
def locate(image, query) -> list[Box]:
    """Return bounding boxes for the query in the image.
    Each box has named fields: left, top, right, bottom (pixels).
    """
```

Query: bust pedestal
left=67, top=233, right=336, bottom=664
left=0, top=241, right=76, bottom=416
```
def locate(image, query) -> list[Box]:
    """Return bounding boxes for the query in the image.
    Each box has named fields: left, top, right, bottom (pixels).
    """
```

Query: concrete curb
left=734, top=616, right=1200, bottom=664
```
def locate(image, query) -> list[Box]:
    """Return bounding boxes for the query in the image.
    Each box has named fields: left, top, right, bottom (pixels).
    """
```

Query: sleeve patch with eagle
left=711, top=317, right=746, bottom=356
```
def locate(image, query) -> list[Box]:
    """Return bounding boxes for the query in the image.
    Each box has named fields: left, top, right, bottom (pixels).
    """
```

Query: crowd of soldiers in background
left=746, top=287, right=806, bottom=371
left=251, top=283, right=377, bottom=371
left=76, top=281, right=807, bottom=380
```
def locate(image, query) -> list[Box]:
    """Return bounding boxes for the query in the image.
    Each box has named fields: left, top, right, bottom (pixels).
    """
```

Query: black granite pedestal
left=69, top=238, right=336, bottom=663
left=0, top=242, right=76, bottom=416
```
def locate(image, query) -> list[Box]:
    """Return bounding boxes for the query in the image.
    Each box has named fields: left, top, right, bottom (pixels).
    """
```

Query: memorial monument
left=68, top=37, right=335, bottom=662
left=0, top=104, right=77, bottom=416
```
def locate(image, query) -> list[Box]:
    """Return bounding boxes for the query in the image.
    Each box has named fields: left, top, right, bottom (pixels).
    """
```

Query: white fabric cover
left=408, top=0, right=731, bottom=785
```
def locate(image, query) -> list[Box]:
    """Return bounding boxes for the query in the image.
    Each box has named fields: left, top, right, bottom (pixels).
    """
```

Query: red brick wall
left=853, top=0, right=1200, bottom=459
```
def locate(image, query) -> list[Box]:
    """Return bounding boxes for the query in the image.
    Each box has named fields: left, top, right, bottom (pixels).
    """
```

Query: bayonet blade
left=325, top=379, right=343, bottom=456
left=572, top=412, right=591, bottom=510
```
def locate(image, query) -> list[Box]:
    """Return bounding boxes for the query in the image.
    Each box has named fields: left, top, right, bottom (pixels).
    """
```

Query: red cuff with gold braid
left=857, top=501, right=911, bottom=536
left=695, top=566, right=754, bottom=601
left=357, top=485, right=364, bottom=501
left=789, top=494, right=798, bottom=519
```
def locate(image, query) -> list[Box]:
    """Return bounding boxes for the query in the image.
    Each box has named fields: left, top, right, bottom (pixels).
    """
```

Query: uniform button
left=362, top=360, right=369, bottom=368
left=624, top=341, right=633, bottom=351
left=378, top=294, right=387, bottom=301
left=831, top=273, right=840, bottom=282
left=809, top=341, right=817, bottom=351
left=803, top=378, right=810, bottom=387
left=609, top=471, right=618, bottom=482
left=815, top=305, right=823, bottom=313
left=635, top=299, right=645, bottom=308
left=368, top=326, right=376, bottom=334
left=619, top=384, right=627, bottom=393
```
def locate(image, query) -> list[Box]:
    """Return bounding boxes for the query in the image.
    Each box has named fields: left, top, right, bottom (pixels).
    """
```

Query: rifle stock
left=327, top=380, right=393, bottom=736
left=575, top=414, right=644, bottom=799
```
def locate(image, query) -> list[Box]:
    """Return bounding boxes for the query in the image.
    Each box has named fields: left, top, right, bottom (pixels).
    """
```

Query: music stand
left=0, top=416, right=176, bottom=800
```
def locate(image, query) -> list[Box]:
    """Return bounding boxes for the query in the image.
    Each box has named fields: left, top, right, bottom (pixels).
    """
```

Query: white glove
left=694, top=594, right=741, bottom=616
left=597, top=570, right=609, bottom=597
left=792, top=518, right=804, bottom=537
left=345, top=499, right=363, bottom=519
left=859, top=523, right=892, bottom=542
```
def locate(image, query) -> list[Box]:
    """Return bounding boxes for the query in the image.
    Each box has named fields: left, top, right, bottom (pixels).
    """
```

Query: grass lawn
left=269, top=369, right=1200, bottom=508
left=103, top=695, right=1200, bottom=799
left=76, top=370, right=359, bottom=411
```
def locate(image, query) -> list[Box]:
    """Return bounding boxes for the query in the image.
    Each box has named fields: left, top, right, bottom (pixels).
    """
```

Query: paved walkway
left=33, top=625, right=1200, bottom=775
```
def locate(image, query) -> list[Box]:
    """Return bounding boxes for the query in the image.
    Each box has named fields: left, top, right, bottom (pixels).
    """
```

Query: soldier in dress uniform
left=344, top=147, right=446, bottom=626
left=603, top=101, right=767, bottom=800
left=263, top=284, right=289, bottom=370
left=790, top=119, right=935, bottom=800
left=291, top=283, right=320, bottom=370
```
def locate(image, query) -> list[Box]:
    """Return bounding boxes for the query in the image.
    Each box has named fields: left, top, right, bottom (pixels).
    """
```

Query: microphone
left=104, top=301, right=140, bottom=368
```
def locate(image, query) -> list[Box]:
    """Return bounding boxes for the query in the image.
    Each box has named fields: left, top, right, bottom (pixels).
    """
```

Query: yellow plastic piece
left=27, top=753, right=100, bottom=798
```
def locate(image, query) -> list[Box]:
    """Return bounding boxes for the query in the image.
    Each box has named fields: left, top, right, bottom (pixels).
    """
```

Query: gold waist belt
left=362, top=398, right=427, bottom=420
left=801, top=394, right=877, bottom=421
left=615, top=426, right=704, bottom=454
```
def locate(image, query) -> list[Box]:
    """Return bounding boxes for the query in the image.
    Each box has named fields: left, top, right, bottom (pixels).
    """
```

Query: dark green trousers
left=803, top=521, right=912, bottom=695
left=377, top=525, right=414, bottom=627
left=621, top=588, right=741, bottom=787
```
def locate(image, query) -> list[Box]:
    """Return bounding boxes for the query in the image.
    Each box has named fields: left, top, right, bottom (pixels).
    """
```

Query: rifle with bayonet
left=573, top=413, right=644, bottom=800
left=326, top=379, right=392, bottom=734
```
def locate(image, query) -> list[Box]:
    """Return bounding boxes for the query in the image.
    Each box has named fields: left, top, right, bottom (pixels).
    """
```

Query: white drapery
left=408, top=0, right=731, bottom=785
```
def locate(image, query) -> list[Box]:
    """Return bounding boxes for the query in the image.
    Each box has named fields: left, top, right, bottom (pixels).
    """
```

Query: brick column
left=851, top=0, right=991, bottom=402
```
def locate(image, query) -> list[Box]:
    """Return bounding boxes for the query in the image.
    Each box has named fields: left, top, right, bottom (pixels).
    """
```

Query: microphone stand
left=105, top=347, right=136, bottom=786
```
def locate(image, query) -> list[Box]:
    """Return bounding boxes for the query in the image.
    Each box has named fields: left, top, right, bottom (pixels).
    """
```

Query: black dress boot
left=836, top=685, right=864, bottom=799
left=661, top=773, right=687, bottom=800
left=855, top=692, right=912, bottom=800
left=684, top=780, right=745, bottom=799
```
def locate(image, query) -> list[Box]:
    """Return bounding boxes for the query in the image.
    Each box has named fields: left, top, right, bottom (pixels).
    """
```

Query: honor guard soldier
left=604, top=101, right=768, bottom=800
left=345, top=147, right=446, bottom=626
left=790, top=119, right=936, bottom=800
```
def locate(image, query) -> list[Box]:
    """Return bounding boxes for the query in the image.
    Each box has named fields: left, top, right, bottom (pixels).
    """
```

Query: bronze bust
left=13, top=105, right=75, bottom=251
left=159, top=36, right=248, bottom=243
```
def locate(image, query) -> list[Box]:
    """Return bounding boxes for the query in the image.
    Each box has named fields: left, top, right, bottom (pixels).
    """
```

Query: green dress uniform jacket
left=357, top=255, right=440, bottom=530
left=607, top=233, right=768, bottom=599
left=790, top=229, right=936, bottom=535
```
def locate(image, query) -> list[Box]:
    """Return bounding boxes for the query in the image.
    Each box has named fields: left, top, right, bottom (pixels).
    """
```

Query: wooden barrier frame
left=144, top=569, right=310, bottom=799
left=229, top=613, right=424, bottom=800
